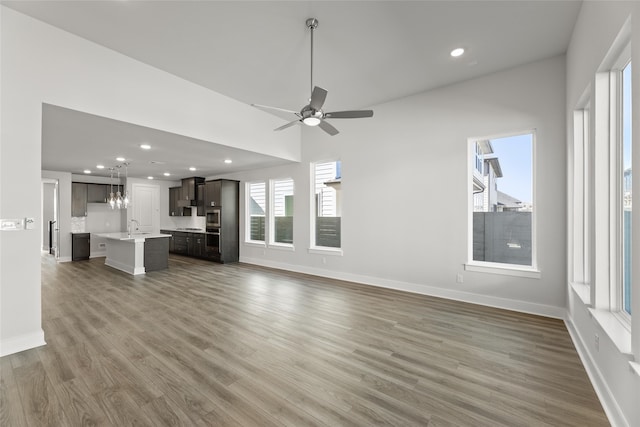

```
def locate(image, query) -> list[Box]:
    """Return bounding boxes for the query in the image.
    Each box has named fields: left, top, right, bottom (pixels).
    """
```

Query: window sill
left=587, top=307, right=633, bottom=356
left=464, top=262, right=541, bottom=279
left=570, top=282, right=591, bottom=305
left=244, top=241, right=266, bottom=248
left=268, top=243, right=295, bottom=252
left=308, top=247, right=343, bottom=256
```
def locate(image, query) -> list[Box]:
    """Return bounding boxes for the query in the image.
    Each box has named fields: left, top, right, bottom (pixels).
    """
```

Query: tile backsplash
left=70, top=216, right=86, bottom=233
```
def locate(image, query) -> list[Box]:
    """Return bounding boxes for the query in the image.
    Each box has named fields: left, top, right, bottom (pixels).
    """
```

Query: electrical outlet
left=456, top=274, right=464, bottom=283
left=99, top=243, right=106, bottom=248
left=595, top=334, right=599, bottom=352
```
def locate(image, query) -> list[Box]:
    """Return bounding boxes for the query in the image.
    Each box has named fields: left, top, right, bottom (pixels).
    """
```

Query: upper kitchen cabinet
left=169, top=187, right=183, bottom=216
left=197, top=183, right=205, bottom=216
left=87, top=183, right=107, bottom=203
left=72, top=182, right=87, bottom=217
left=204, top=180, right=221, bottom=208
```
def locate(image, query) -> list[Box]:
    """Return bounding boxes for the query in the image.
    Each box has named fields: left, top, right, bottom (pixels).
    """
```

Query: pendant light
left=115, top=165, right=124, bottom=209
left=122, top=162, right=130, bottom=208
left=108, top=168, right=117, bottom=209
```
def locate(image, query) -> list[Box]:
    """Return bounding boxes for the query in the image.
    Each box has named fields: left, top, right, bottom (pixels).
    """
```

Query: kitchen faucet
left=128, top=219, right=140, bottom=236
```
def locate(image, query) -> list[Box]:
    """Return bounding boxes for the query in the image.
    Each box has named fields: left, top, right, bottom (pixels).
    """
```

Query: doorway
left=42, top=178, right=60, bottom=259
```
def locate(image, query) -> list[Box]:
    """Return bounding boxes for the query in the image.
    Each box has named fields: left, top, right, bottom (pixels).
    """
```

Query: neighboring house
left=497, top=190, right=532, bottom=212
left=472, top=140, right=503, bottom=212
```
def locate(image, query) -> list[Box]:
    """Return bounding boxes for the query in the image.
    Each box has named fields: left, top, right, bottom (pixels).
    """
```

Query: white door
left=131, top=183, right=160, bottom=232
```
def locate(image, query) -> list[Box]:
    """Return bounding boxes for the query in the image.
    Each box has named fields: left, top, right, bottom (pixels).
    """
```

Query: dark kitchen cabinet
left=169, top=187, right=183, bottom=216
left=172, top=232, right=188, bottom=254
left=87, top=183, right=107, bottom=203
left=197, top=183, right=205, bottom=216
left=204, top=180, right=221, bottom=208
left=165, top=231, right=175, bottom=252
left=72, top=183, right=88, bottom=217
left=72, top=233, right=90, bottom=261
left=190, top=234, right=205, bottom=258
left=218, top=180, right=239, bottom=263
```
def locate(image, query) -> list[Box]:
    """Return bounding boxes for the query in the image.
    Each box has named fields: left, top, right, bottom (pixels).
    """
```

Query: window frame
left=612, top=49, right=632, bottom=324
left=465, top=130, right=539, bottom=278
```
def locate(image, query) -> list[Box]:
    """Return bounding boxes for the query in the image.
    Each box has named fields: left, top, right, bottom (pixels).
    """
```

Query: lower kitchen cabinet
left=72, top=233, right=90, bottom=261
left=161, top=230, right=218, bottom=262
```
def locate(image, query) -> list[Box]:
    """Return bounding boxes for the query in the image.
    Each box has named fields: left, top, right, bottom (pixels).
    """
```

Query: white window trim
left=590, top=34, right=632, bottom=335
left=268, top=177, right=294, bottom=249
left=308, top=247, right=343, bottom=256
left=466, top=130, right=538, bottom=275
left=245, top=181, right=267, bottom=245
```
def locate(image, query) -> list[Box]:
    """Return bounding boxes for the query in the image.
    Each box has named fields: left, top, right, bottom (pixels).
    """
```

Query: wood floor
left=1, top=254, right=608, bottom=426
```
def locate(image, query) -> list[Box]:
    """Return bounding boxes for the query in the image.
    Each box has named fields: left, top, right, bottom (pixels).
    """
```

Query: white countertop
left=95, top=232, right=171, bottom=242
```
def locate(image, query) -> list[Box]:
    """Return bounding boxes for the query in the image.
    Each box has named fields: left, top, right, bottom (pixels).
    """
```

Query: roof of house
left=498, top=190, right=522, bottom=207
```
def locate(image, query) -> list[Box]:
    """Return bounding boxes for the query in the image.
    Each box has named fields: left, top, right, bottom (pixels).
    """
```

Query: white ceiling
left=2, top=0, right=582, bottom=180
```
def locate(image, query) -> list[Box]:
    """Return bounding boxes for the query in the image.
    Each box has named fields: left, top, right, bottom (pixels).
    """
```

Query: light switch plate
left=25, top=218, right=35, bottom=230
left=0, top=218, right=24, bottom=231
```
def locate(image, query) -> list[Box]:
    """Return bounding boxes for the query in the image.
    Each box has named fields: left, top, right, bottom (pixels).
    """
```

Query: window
left=312, top=160, right=341, bottom=249
left=620, top=61, right=632, bottom=315
left=469, top=132, right=535, bottom=270
left=270, top=178, right=294, bottom=245
left=247, top=182, right=266, bottom=242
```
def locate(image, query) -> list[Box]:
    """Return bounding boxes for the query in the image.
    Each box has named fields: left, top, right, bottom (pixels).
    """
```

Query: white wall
left=565, top=2, right=640, bottom=426
left=0, top=6, right=300, bottom=357
left=221, top=55, right=567, bottom=318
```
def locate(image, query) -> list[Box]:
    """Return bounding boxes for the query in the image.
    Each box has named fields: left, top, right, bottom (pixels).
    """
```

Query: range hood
left=177, top=199, right=196, bottom=208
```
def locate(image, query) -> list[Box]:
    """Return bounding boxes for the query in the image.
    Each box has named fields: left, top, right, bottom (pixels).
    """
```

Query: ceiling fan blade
left=274, top=119, right=301, bottom=132
left=309, top=86, right=328, bottom=110
left=325, top=110, right=374, bottom=119
left=251, top=103, right=299, bottom=115
left=318, top=120, right=339, bottom=136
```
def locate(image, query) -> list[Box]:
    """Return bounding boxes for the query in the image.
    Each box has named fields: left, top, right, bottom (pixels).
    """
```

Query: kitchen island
left=95, top=232, right=171, bottom=275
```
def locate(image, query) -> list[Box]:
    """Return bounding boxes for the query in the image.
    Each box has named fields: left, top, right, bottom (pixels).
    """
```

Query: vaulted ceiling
left=2, top=1, right=582, bottom=179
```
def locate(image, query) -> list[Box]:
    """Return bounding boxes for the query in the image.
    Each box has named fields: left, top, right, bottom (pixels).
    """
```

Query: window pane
left=472, top=134, right=533, bottom=266
left=314, top=161, right=341, bottom=248
left=248, top=182, right=265, bottom=241
left=622, top=62, right=632, bottom=315
left=273, top=178, right=294, bottom=244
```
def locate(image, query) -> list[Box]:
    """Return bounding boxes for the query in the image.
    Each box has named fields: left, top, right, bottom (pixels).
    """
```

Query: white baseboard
left=564, top=314, right=628, bottom=427
left=0, top=329, right=46, bottom=357
left=90, top=251, right=106, bottom=259
left=240, top=257, right=565, bottom=319
left=57, top=256, right=72, bottom=263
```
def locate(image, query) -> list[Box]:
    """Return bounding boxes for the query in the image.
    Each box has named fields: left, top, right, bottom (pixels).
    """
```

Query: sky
left=490, top=133, right=532, bottom=204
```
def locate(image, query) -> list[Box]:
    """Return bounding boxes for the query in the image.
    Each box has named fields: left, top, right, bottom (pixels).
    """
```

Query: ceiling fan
left=252, top=18, right=373, bottom=136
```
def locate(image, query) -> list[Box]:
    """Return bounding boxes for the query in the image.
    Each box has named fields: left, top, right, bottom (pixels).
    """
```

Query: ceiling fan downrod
left=306, top=18, right=318, bottom=96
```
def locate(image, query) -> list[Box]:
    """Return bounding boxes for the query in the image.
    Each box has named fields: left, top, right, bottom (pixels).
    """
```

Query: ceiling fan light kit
left=251, top=18, right=373, bottom=136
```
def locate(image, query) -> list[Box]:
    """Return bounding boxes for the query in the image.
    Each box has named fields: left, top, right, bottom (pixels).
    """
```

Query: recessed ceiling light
left=163, top=172, right=171, bottom=176
left=450, top=48, right=465, bottom=58
left=224, top=159, right=232, bottom=164
left=140, top=144, right=151, bottom=150
left=96, top=164, right=105, bottom=169
left=116, top=157, right=125, bottom=162
left=147, top=176, right=154, bottom=180
left=189, top=167, right=196, bottom=171
left=83, top=169, right=91, bottom=174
